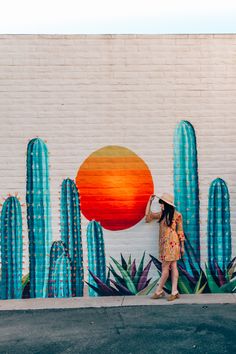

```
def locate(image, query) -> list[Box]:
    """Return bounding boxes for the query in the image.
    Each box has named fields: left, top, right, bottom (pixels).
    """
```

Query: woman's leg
left=171, top=261, right=179, bottom=295
left=155, top=261, right=171, bottom=294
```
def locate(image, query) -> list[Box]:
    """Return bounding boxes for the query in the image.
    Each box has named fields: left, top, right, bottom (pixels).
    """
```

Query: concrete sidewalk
left=0, top=303, right=235, bottom=354
left=0, top=293, right=235, bottom=311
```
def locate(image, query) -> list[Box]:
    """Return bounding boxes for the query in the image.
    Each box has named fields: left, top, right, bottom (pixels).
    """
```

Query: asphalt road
left=0, top=304, right=235, bottom=354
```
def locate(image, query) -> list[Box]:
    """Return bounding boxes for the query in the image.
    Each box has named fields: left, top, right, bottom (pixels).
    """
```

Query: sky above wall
left=0, top=0, right=236, bottom=34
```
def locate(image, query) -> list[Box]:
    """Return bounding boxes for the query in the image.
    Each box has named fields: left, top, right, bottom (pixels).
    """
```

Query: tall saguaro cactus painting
left=174, top=121, right=200, bottom=271
left=207, top=178, right=231, bottom=275
left=26, top=138, right=52, bottom=298
left=0, top=196, right=23, bottom=299
left=60, top=178, right=84, bottom=297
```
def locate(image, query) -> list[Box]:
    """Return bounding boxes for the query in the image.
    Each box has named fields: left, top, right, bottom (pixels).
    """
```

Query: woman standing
left=145, top=193, right=185, bottom=301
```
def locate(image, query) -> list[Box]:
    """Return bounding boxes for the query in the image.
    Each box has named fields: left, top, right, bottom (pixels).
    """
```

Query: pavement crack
left=114, top=311, right=125, bottom=335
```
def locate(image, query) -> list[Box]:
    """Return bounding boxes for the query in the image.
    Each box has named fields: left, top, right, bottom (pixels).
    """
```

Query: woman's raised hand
left=150, top=194, right=156, bottom=201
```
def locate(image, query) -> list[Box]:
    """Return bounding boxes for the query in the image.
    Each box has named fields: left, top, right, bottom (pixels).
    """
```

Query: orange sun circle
left=76, top=146, right=154, bottom=231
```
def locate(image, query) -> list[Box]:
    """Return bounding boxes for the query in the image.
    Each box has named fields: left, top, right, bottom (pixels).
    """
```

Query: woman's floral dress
left=148, top=210, right=185, bottom=261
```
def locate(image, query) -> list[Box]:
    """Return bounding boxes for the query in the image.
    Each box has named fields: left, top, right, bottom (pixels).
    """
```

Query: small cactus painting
left=48, top=241, right=72, bottom=298
left=0, top=196, right=23, bottom=299
left=207, top=178, right=231, bottom=275
left=87, top=220, right=106, bottom=296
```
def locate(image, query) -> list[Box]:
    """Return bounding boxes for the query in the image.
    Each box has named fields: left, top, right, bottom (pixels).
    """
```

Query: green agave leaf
left=22, top=273, right=29, bottom=289
left=178, top=278, right=191, bottom=294
left=198, top=282, right=207, bottom=294
left=227, top=257, right=236, bottom=271
left=111, top=256, right=136, bottom=294
left=106, top=268, right=111, bottom=287
left=128, top=254, right=132, bottom=267
left=127, top=254, right=132, bottom=275
left=228, top=263, right=236, bottom=280
left=120, top=253, right=128, bottom=271
left=220, top=277, right=236, bottom=293
left=193, top=271, right=203, bottom=293
left=205, top=263, right=223, bottom=293
left=137, top=278, right=159, bottom=296
left=109, top=264, right=126, bottom=287
left=178, top=273, right=193, bottom=294
left=225, top=271, right=231, bottom=283
left=133, top=252, right=146, bottom=288
left=193, top=272, right=207, bottom=294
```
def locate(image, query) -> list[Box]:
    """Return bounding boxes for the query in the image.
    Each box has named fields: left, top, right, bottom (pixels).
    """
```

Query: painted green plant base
left=208, top=178, right=231, bottom=276
left=60, top=178, right=84, bottom=297
left=26, top=138, right=52, bottom=298
left=1, top=196, right=23, bottom=299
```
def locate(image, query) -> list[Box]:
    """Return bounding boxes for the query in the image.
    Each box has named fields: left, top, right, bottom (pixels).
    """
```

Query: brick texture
left=0, top=35, right=236, bottom=277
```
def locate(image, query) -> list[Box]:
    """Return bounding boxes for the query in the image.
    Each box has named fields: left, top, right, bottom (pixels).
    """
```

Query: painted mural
left=0, top=120, right=235, bottom=300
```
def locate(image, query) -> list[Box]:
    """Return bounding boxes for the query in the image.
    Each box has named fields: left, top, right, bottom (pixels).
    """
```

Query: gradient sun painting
left=76, top=146, right=154, bottom=231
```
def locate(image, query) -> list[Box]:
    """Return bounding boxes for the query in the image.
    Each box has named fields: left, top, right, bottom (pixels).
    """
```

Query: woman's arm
left=176, top=213, right=185, bottom=256
left=145, top=195, right=161, bottom=223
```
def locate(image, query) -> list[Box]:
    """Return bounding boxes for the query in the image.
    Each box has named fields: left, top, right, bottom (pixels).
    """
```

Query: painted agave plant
left=86, top=252, right=158, bottom=296
left=150, top=235, right=236, bottom=294
left=205, top=257, right=236, bottom=293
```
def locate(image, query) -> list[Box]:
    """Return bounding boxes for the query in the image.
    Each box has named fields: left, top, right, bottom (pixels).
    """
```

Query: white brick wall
left=0, top=34, right=236, bottom=278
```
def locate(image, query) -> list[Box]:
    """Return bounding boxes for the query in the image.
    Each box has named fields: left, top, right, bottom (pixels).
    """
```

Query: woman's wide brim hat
left=157, top=193, right=176, bottom=207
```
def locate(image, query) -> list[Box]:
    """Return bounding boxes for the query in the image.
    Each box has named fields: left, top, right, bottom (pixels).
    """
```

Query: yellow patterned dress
left=148, top=210, right=185, bottom=262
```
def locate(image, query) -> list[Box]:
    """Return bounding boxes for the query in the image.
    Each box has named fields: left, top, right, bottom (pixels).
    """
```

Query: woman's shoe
left=151, top=290, right=165, bottom=299
left=167, top=292, right=180, bottom=301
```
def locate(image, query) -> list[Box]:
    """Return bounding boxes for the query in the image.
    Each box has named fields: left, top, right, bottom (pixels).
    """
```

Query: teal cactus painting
left=26, top=138, right=52, bottom=298
left=207, top=178, right=231, bottom=275
left=0, top=127, right=235, bottom=300
left=48, top=241, right=72, bottom=298
left=60, top=178, right=84, bottom=296
left=0, top=196, right=23, bottom=299
left=87, top=220, right=106, bottom=296
left=174, top=120, right=200, bottom=271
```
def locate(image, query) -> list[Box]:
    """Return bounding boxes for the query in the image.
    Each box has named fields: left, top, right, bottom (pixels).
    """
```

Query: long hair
left=158, top=199, right=175, bottom=226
